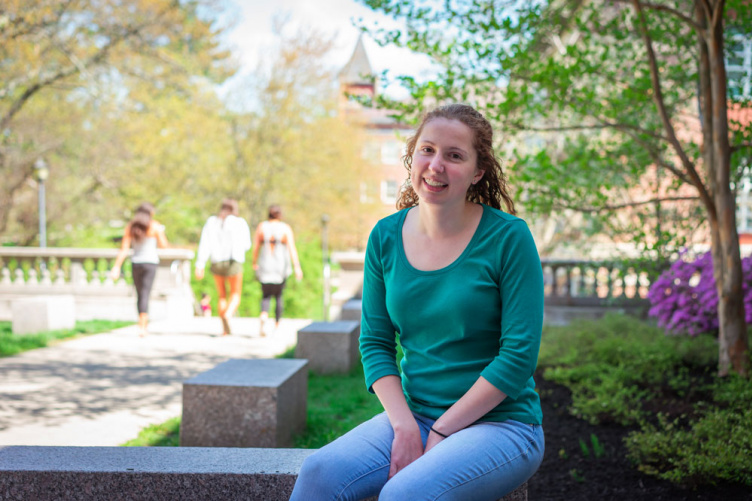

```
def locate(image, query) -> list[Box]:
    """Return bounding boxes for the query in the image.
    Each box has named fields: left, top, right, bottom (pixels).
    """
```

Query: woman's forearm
left=372, top=375, right=418, bottom=433
left=431, top=376, right=507, bottom=437
left=112, top=231, right=131, bottom=269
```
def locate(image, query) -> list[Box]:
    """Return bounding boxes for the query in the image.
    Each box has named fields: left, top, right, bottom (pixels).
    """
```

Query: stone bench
left=11, top=295, right=75, bottom=335
left=0, top=446, right=312, bottom=500
left=180, top=358, right=308, bottom=448
left=295, top=321, right=360, bottom=374
left=0, top=446, right=527, bottom=500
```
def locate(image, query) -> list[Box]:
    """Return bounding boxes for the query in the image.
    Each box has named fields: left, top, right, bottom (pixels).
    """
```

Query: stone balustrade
left=540, top=259, right=655, bottom=305
left=541, top=259, right=658, bottom=325
left=327, top=254, right=660, bottom=325
left=0, top=247, right=195, bottom=322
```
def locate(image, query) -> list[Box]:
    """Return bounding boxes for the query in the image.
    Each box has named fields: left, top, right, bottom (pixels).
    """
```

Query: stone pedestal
left=180, top=358, right=308, bottom=448
left=295, top=321, right=360, bottom=374
left=11, top=295, right=75, bottom=335
left=340, top=299, right=362, bottom=322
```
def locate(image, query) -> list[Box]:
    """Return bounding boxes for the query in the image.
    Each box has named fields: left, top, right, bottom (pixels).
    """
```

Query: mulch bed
left=527, top=371, right=751, bottom=501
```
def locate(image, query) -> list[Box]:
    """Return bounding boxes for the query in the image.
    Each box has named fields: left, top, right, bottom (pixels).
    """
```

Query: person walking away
left=251, top=204, right=303, bottom=336
left=110, top=202, right=168, bottom=337
left=195, top=199, right=252, bottom=336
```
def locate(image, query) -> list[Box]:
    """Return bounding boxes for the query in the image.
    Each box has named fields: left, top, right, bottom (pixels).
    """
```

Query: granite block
left=180, top=358, right=308, bottom=448
left=294, top=321, right=360, bottom=374
left=340, top=298, right=362, bottom=322
left=11, top=295, right=75, bottom=335
left=0, top=446, right=313, bottom=501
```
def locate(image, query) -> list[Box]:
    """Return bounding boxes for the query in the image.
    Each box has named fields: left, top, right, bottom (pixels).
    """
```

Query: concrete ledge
left=0, top=446, right=313, bottom=501
left=295, top=321, right=360, bottom=374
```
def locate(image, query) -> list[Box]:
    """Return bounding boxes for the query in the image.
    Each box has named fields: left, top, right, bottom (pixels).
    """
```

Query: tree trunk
left=706, top=2, right=749, bottom=376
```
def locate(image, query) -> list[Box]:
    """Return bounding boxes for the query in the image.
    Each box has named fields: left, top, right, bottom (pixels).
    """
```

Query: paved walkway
left=0, top=316, right=311, bottom=447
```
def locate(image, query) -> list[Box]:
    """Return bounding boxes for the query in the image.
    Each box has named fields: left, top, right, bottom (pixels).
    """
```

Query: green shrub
left=625, top=400, right=752, bottom=486
left=539, top=313, right=752, bottom=487
left=540, top=314, right=717, bottom=427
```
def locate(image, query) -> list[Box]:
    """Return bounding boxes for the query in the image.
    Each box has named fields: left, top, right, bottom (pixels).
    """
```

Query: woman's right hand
left=109, top=267, right=120, bottom=282
left=388, top=423, right=423, bottom=479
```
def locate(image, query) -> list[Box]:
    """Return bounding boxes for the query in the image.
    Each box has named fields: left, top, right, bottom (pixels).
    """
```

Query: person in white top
left=195, top=199, right=251, bottom=336
left=251, top=205, right=303, bottom=336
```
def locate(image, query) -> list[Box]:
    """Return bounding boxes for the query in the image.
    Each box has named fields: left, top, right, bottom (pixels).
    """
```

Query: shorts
left=210, top=260, right=244, bottom=277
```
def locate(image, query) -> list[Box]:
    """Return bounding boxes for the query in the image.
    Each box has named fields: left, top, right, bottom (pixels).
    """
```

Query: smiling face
left=410, top=117, right=485, bottom=207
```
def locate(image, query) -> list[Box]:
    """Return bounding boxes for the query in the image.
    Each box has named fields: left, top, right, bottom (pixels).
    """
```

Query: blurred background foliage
left=1, top=0, right=381, bottom=252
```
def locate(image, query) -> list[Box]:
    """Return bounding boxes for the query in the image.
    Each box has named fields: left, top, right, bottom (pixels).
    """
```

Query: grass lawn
left=121, top=357, right=383, bottom=448
left=0, top=319, right=133, bottom=357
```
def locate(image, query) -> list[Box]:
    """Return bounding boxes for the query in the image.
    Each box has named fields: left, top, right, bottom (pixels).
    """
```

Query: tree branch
left=507, top=120, right=669, bottom=142
left=731, top=142, right=752, bottom=154
left=700, top=0, right=713, bottom=20
left=619, top=128, right=695, bottom=185
left=508, top=116, right=695, bottom=185
left=550, top=195, right=700, bottom=214
left=631, top=0, right=715, bottom=212
left=611, top=0, right=704, bottom=32
left=711, top=0, right=725, bottom=30
left=0, top=1, right=177, bottom=132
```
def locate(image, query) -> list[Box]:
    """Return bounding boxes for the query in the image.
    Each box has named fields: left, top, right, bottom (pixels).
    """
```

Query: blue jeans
left=290, top=412, right=544, bottom=501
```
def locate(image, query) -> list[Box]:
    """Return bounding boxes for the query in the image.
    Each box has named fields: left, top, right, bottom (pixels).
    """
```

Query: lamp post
left=321, top=214, right=331, bottom=321
left=33, top=158, right=49, bottom=249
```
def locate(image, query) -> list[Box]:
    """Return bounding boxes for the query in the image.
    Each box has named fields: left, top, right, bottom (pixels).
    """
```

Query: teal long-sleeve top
left=360, top=204, right=544, bottom=424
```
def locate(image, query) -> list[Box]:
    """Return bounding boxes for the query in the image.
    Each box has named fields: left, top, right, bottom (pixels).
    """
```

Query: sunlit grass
left=121, top=417, right=181, bottom=447
left=0, top=320, right=133, bottom=357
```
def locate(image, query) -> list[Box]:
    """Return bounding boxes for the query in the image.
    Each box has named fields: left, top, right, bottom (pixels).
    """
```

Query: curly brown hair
left=396, top=104, right=515, bottom=215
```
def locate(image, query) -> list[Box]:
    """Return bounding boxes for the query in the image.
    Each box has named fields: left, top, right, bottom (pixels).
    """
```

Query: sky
left=216, top=0, right=436, bottom=99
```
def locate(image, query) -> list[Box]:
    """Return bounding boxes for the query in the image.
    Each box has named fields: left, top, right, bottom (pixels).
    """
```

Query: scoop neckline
left=397, top=204, right=487, bottom=275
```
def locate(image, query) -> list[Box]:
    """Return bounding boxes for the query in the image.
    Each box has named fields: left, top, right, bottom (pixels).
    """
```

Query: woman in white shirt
left=195, top=199, right=252, bottom=336
left=251, top=205, right=303, bottom=336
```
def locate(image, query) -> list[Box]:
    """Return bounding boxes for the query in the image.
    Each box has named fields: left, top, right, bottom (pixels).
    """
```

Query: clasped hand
left=388, top=427, right=445, bottom=479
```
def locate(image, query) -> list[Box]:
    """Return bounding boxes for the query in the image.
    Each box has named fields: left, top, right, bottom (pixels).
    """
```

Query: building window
left=360, top=181, right=372, bottom=204
left=362, top=141, right=380, bottom=163
left=381, top=140, right=402, bottom=165
left=381, top=179, right=398, bottom=204
left=728, top=34, right=751, bottom=99
left=737, top=162, right=752, bottom=234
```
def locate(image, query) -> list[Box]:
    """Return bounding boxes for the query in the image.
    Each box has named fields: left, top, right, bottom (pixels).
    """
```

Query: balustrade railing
left=541, top=259, right=658, bottom=307
left=0, top=247, right=194, bottom=291
left=0, top=248, right=196, bottom=321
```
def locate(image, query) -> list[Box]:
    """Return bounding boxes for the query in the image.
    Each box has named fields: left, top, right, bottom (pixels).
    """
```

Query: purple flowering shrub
left=648, top=251, right=752, bottom=336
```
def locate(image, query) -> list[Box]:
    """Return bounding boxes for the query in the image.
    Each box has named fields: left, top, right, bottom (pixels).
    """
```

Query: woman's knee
left=295, top=449, right=344, bottom=493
